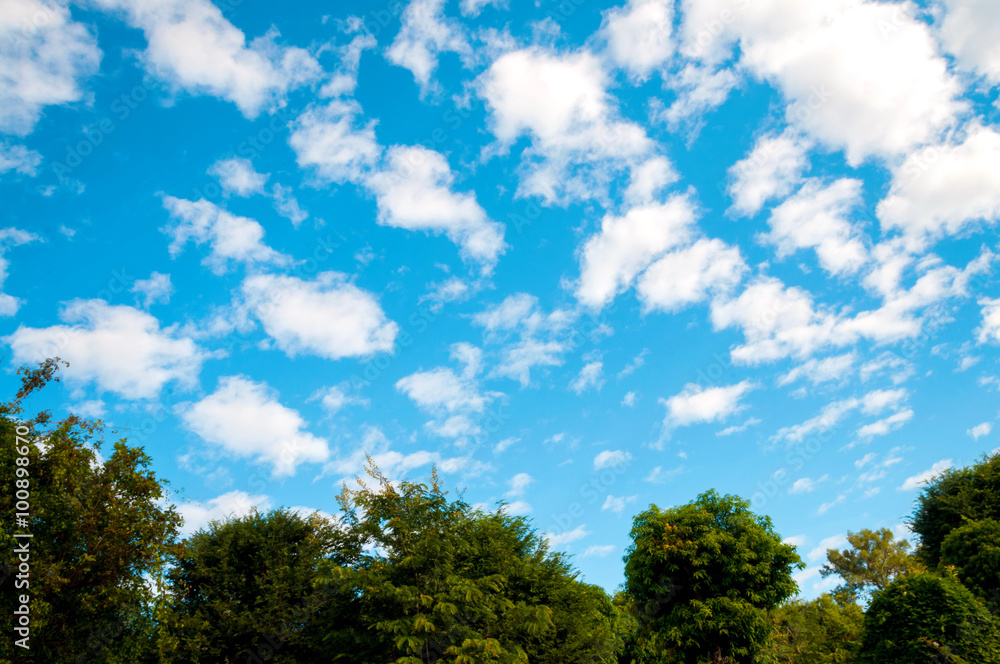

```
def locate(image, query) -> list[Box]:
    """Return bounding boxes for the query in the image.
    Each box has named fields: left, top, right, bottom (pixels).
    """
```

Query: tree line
left=2, top=359, right=999, bottom=663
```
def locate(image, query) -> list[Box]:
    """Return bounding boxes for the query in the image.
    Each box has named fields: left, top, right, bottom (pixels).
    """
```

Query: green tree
left=910, top=452, right=1000, bottom=567
left=769, top=594, right=864, bottom=664
left=0, top=359, right=181, bottom=664
left=819, top=528, right=921, bottom=603
left=161, top=508, right=351, bottom=663
left=622, top=490, right=802, bottom=664
left=939, top=518, right=1000, bottom=612
left=320, top=459, right=621, bottom=664
left=858, top=571, right=1000, bottom=664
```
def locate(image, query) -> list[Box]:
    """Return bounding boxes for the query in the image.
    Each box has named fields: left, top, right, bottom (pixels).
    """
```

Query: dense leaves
left=819, top=528, right=921, bottom=603
left=0, top=359, right=181, bottom=664
left=769, top=594, right=864, bottom=664
left=161, top=508, right=349, bottom=663
left=910, top=452, right=1000, bottom=566
left=321, top=459, right=621, bottom=664
left=858, top=571, right=1000, bottom=664
left=622, top=490, right=802, bottom=664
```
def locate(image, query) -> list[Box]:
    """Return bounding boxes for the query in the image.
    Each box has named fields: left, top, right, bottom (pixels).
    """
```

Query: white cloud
left=4, top=299, right=206, bottom=399
left=763, top=178, right=869, bottom=276
left=367, top=145, right=505, bottom=272
left=0, top=143, right=41, bottom=176
left=858, top=410, right=913, bottom=441
left=396, top=343, right=497, bottom=442
left=716, top=417, right=761, bottom=437
left=788, top=475, right=827, bottom=495
left=131, top=271, right=173, bottom=308
left=807, top=534, right=847, bottom=562
left=479, top=47, right=652, bottom=204
left=582, top=544, right=616, bottom=557
left=472, top=294, right=581, bottom=387
left=502, top=500, right=533, bottom=515
left=637, top=237, right=746, bottom=313
left=877, top=125, right=1000, bottom=247
left=602, top=494, right=637, bottom=513
left=779, top=353, right=855, bottom=386
left=817, top=493, right=848, bottom=516
left=710, top=277, right=845, bottom=364
left=860, top=352, right=915, bottom=385
left=773, top=398, right=860, bottom=444
left=968, top=422, right=992, bottom=441
left=601, top=0, right=673, bottom=79
left=386, top=0, right=469, bottom=93
left=899, top=459, right=953, bottom=491
left=162, top=197, right=291, bottom=274
left=728, top=129, right=812, bottom=217
left=310, top=384, right=367, bottom=414
left=544, top=524, right=590, bottom=548
left=271, top=184, right=308, bottom=226
left=644, top=464, right=684, bottom=483
left=505, top=472, right=533, bottom=497
left=594, top=449, right=632, bottom=471
left=0, top=0, right=101, bottom=135
left=570, top=361, right=604, bottom=394
left=939, top=0, right=1000, bottom=85
left=622, top=391, right=637, bottom=407
left=460, top=0, right=504, bottom=16
left=93, top=0, right=320, bottom=117
left=977, top=297, right=1000, bottom=344
left=624, top=156, right=678, bottom=204
left=324, top=426, right=489, bottom=483
left=0, top=227, right=40, bottom=316
left=179, top=375, right=329, bottom=477
left=397, top=367, right=487, bottom=414
left=861, top=388, right=909, bottom=415
left=783, top=534, right=808, bottom=547
left=681, top=0, right=963, bottom=164
left=473, top=292, right=538, bottom=334
left=176, top=490, right=271, bottom=537
left=855, top=453, right=877, bottom=469
left=576, top=195, right=697, bottom=309
left=209, top=157, right=268, bottom=196
left=662, top=381, right=754, bottom=429
left=241, top=272, right=398, bottom=360
left=289, top=99, right=381, bottom=185
left=655, top=63, right=738, bottom=133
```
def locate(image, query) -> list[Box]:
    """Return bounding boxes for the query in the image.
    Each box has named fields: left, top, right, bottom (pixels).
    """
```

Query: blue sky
left=2, top=0, right=1000, bottom=596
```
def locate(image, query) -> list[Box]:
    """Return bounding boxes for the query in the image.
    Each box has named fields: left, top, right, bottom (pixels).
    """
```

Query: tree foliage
left=768, top=594, right=864, bottom=664
left=819, top=528, right=921, bottom=603
left=320, top=458, right=621, bottom=664
left=939, top=518, right=1000, bottom=612
left=161, top=508, right=349, bottom=663
left=910, top=452, right=1000, bottom=566
left=0, top=359, right=180, bottom=664
left=858, top=571, right=1000, bottom=664
left=623, top=490, right=802, bottom=664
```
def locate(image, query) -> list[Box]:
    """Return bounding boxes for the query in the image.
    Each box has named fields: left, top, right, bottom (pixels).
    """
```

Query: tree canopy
left=858, top=571, right=1000, bottom=664
left=622, top=490, right=802, bottom=664
left=0, top=359, right=180, bottom=664
left=910, top=452, right=1000, bottom=566
left=819, top=528, right=921, bottom=603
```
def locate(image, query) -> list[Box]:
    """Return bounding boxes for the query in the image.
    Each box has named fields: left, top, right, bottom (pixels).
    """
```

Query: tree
left=161, top=508, right=350, bottom=663
left=910, top=452, right=1000, bottom=567
left=622, top=490, right=802, bottom=664
left=819, top=528, right=921, bottom=603
left=769, top=594, right=864, bottom=664
left=0, top=358, right=181, bottom=663
left=319, top=458, right=621, bottom=664
left=939, top=518, right=1000, bottom=612
left=858, top=571, right=1000, bottom=664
